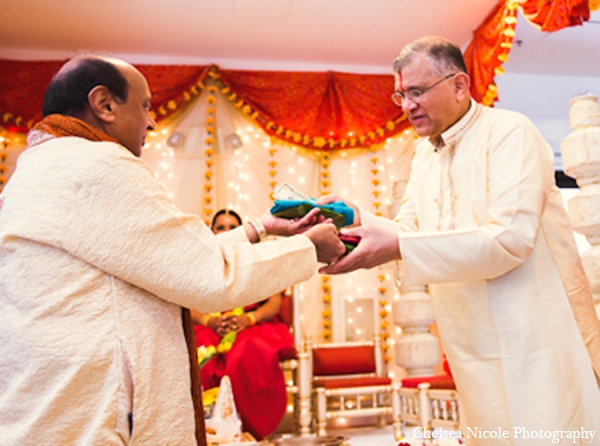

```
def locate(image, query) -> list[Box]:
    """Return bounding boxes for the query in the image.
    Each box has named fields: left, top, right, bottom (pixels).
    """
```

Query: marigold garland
left=318, top=151, right=333, bottom=342
left=0, top=131, right=10, bottom=193
left=320, top=276, right=332, bottom=341
left=370, top=156, right=385, bottom=361
left=377, top=272, right=391, bottom=364
left=370, top=149, right=383, bottom=217
left=267, top=142, right=279, bottom=201
left=202, top=80, right=218, bottom=225
left=480, top=0, right=519, bottom=106
left=210, top=69, right=408, bottom=152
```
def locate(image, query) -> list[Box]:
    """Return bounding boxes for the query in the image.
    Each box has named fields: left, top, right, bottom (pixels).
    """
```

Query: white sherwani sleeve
left=364, top=115, right=551, bottom=286
left=14, top=140, right=317, bottom=313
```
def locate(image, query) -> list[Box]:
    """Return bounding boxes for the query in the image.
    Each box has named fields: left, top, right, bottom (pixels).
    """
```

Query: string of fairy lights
left=140, top=83, right=416, bottom=364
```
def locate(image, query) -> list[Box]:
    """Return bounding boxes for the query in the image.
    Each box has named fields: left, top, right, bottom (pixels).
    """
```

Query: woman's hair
left=210, top=209, right=243, bottom=230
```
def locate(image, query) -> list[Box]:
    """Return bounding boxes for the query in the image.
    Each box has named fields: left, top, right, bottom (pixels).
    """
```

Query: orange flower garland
left=480, top=0, right=519, bottom=106
left=321, top=276, right=332, bottom=342
left=465, top=0, right=519, bottom=106
left=218, top=74, right=260, bottom=123
left=268, top=143, right=278, bottom=201
left=371, top=149, right=390, bottom=363
left=319, top=152, right=333, bottom=342
left=0, top=131, right=10, bottom=193
left=377, top=272, right=391, bottom=364
left=370, top=149, right=383, bottom=217
left=202, top=80, right=218, bottom=225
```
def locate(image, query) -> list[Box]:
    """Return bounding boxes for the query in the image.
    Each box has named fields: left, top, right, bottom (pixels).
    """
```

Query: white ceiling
left=1, top=0, right=598, bottom=76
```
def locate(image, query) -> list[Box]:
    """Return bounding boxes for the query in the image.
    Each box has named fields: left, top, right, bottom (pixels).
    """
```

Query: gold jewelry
left=200, top=314, right=211, bottom=327
left=248, top=217, right=267, bottom=242
left=247, top=312, right=257, bottom=326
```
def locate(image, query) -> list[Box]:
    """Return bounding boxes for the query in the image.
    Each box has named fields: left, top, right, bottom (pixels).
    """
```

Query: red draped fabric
left=136, top=64, right=211, bottom=120
left=463, top=0, right=513, bottom=105
left=0, top=60, right=63, bottom=130
left=0, top=0, right=590, bottom=150
left=521, top=0, right=590, bottom=31
left=463, top=0, right=590, bottom=106
left=218, top=69, right=408, bottom=151
left=0, top=60, right=210, bottom=133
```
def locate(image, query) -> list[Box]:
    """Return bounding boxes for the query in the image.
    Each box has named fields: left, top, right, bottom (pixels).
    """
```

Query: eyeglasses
left=391, top=73, right=457, bottom=107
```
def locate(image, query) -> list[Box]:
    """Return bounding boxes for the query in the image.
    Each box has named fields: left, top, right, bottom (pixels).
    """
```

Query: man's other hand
left=319, top=225, right=401, bottom=274
left=302, top=223, right=346, bottom=264
left=261, top=207, right=330, bottom=236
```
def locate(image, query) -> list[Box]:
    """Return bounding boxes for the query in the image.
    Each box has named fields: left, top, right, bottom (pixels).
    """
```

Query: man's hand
left=261, top=207, right=330, bottom=236
left=302, top=223, right=346, bottom=264
left=315, top=194, right=361, bottom=227
left=319, top=225, right=401, bottom=274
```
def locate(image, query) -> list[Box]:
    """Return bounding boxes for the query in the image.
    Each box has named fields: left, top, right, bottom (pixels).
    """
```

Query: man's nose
left=147, top=115, right=157, bottom=131
left=402, top=98, right=418, bottom=113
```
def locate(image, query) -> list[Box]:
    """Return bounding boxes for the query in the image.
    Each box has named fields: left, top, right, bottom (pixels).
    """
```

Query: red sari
left=194, top=306, right=295, bottom=440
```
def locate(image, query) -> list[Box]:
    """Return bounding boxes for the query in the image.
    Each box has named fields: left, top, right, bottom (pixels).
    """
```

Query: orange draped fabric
left=137, top=64, right=211, bottom=120
left=463, top=0, right=514, bottom=105
left=0, top=61, right=210, bottom=133
left=0, top=0, right=590, bottom=151
left=0, top=60, right=63, bottom=130
left=218, top=69, right=408, bottom=151
left=521, top=0, right=590, bottom=31
left=0, top=60, right=407, bottom=151
left=463, top=0, right=590, bottom=106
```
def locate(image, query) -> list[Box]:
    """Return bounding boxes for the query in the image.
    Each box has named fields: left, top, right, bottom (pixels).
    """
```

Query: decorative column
left=389, top=178, right=440, bottom=377
left=560, top=92, right=600, bottom=317
left=393, top=285, right=440, bottom=376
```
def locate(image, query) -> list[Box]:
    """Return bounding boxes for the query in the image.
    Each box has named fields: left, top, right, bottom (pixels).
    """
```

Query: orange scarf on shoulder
left=28, top=114, right=120, bottom=148
left=28, top=114, right=207, bottom=446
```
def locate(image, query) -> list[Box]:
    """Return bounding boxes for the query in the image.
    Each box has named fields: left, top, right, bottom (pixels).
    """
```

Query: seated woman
left=191, top=209, right=296, bottom=440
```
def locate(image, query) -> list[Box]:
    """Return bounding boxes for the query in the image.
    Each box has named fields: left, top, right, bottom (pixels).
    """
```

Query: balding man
left=0, top=55, right=345, bottom=445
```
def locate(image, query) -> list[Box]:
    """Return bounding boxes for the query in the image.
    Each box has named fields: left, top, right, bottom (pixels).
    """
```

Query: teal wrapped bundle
left=270, top=200, right=354, bottom=229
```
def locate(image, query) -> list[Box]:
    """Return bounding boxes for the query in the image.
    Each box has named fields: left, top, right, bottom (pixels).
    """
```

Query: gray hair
left=392, top=36, right=468, bottom=77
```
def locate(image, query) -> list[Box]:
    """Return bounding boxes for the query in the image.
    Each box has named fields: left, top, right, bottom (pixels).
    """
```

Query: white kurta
left=363, top=101, right=600, bottom=445
left=0, top=137, right=317, bottom=445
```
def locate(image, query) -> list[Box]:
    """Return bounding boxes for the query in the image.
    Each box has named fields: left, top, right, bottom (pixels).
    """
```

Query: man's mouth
left=409, top=115, right=427, bottom=126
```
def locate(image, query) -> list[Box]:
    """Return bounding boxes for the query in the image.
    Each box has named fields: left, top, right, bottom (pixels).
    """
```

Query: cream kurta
left=0, top=137, right=317, bottom=445
left=363, top=101, right=600, bottom=445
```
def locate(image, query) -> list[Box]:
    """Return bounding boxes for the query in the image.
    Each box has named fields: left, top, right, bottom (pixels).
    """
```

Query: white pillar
left=560, top=92, right=600, bottom=317
left=393, top=285, right=440, bottom=376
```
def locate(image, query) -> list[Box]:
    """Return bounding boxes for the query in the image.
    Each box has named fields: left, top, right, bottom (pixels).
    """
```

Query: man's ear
left=87, top=85, right=116, bottom=123
left=454, top=72, right=471, bottom=101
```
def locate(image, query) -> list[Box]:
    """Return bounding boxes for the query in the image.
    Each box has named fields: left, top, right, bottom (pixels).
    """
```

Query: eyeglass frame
left=391, top=72, right=458, bottom=107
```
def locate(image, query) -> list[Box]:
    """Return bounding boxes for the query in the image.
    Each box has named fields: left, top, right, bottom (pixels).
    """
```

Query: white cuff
left=249, top=217, right=267, bottom=242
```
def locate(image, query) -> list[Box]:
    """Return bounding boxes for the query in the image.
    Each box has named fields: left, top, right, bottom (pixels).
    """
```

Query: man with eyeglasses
left=319, top=36, right=600, bottom=444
